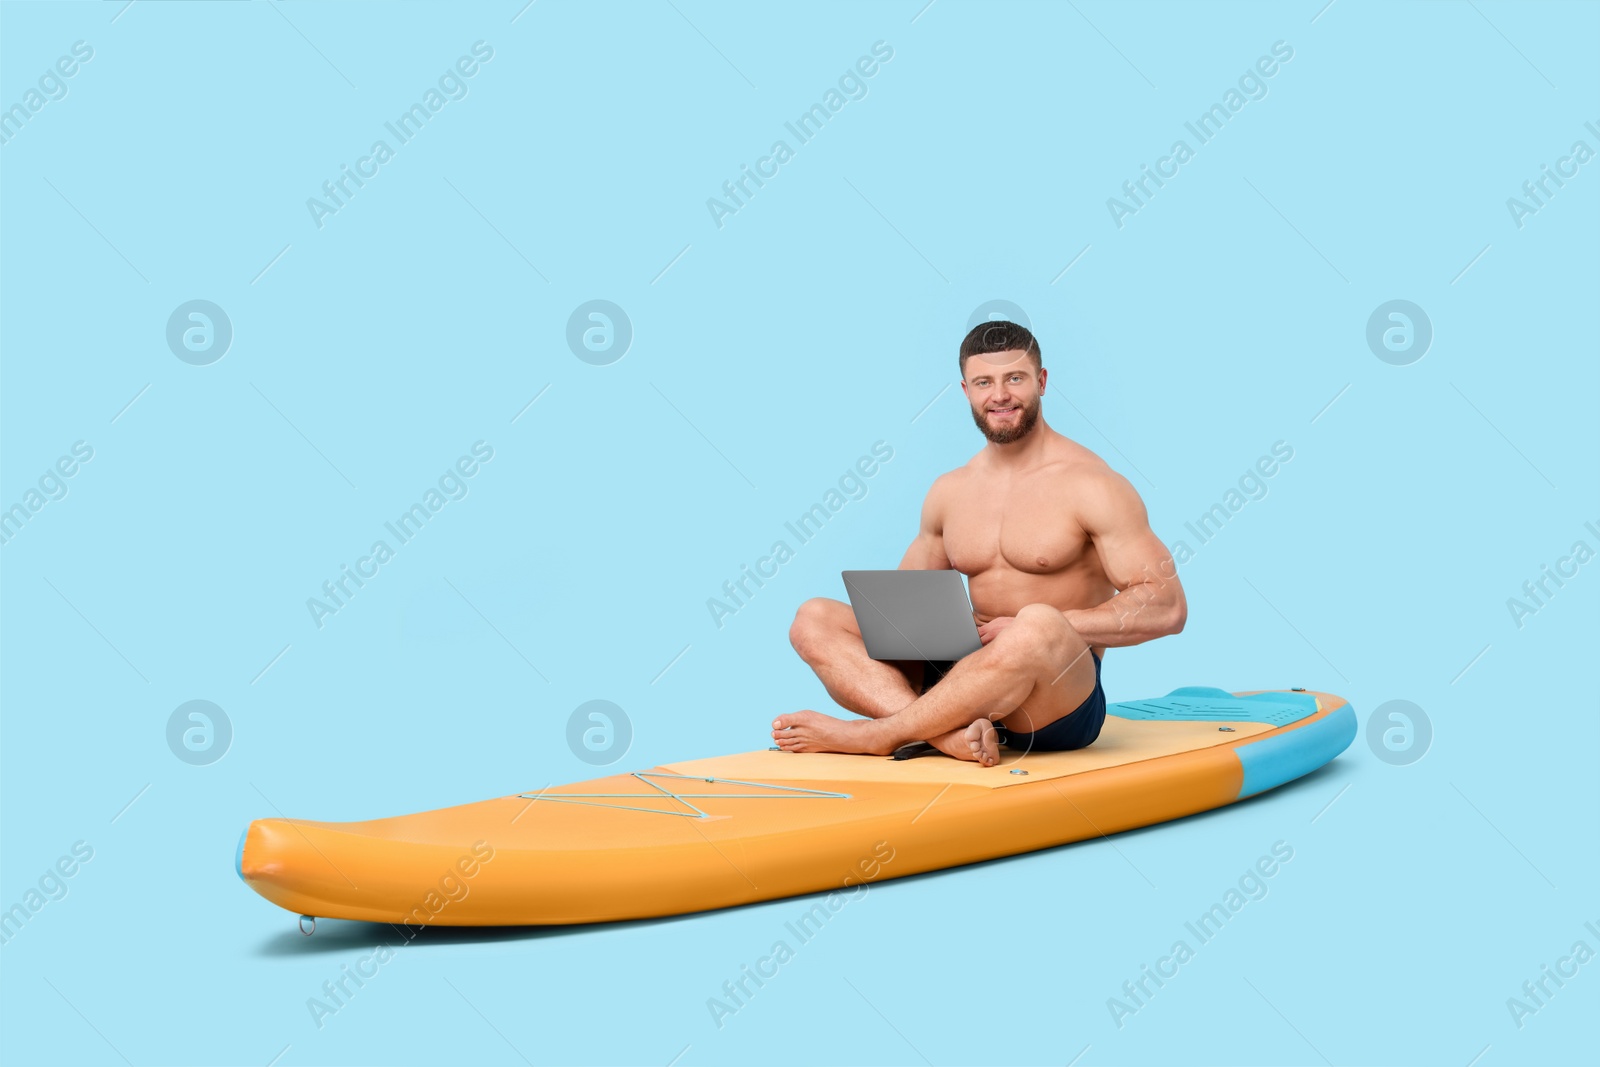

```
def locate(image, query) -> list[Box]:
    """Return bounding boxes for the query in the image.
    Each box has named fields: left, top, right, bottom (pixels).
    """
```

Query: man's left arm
left=1062, top=470, right=1187, bottom=647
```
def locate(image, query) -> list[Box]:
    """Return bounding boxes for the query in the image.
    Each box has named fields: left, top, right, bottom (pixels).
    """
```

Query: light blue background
left=3, top=1, right=1596, bottom=1064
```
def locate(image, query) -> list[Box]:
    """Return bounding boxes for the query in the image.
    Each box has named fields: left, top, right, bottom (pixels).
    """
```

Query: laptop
left=841, top=570, right=984, bottom=663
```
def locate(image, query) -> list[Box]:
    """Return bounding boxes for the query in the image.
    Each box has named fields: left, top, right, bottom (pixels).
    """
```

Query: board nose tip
left=235, top=824, right=250, bottom=882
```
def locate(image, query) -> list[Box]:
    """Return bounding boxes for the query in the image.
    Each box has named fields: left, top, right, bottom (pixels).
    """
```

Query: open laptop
left=841, top=570, right=984, bottom=663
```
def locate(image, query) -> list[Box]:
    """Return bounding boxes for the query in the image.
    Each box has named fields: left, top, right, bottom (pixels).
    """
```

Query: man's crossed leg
left=776, top=598, right=1099, bottom=766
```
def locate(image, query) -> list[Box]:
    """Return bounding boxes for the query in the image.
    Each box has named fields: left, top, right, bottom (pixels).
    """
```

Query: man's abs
left=965, top=562, right=1115, bottom=625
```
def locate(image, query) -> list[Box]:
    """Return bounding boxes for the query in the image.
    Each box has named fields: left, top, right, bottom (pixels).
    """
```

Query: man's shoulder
left=919, top=461, right=989, bottom=523
left=1036, top=442, right=1143, bottom=521
left=1040, top=436, right=1123, bottom=486
left=924, top=466, right=969, bottom=503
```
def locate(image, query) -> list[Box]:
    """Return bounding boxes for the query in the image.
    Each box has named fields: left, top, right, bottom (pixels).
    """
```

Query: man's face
left=961, top=350, right=1045, bottom=445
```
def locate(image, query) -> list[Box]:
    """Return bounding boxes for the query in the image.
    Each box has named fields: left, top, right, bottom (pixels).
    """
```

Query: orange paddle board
left=237, top=687, right=1353, bottom=926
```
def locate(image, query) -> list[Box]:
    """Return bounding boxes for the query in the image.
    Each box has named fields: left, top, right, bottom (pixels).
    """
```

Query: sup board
left=238, top=687, right=1354, bottom=927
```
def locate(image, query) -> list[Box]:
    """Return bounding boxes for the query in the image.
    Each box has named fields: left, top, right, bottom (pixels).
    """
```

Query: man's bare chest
left=942, top=492, right=1092, bottom=576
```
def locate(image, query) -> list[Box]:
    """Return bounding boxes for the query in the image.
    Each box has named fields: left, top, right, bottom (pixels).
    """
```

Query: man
left=774, top=320, right=1186, bottom=766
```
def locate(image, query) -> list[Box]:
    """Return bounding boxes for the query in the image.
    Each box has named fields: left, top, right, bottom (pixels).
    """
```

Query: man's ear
left=1037, top=367, right=1047, bottom=395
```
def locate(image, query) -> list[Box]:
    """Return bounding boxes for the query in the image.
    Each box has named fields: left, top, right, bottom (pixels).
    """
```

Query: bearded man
left=774, top=321, right=1186, bottom=765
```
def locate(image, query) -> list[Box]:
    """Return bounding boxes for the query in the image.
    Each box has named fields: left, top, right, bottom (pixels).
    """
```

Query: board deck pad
left=1114, top=687, right=1319, bottom=724
left=665, top=690, right=1322, bottom=789
left=237, top=687, right=1356, bottom=926
left=664, top=713, right=1280, bottom=788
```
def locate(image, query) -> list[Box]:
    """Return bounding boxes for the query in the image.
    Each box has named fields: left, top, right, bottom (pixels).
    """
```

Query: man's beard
left=971, top=396, right=1041, bottom=444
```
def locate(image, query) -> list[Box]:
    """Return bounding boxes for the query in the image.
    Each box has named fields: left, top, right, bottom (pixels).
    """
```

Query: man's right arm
left=898, top=475, right=952, bottom=570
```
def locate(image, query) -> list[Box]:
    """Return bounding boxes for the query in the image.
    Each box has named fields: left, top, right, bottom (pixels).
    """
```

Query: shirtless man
left=773, top=320, right=1187, bottom=766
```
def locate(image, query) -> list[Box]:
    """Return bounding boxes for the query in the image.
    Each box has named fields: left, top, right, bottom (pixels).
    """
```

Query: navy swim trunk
left=922, top=651, right=1106, bottom=753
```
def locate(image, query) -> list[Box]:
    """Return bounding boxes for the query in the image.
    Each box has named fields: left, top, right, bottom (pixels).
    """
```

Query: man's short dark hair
left=959, top=320, right=1041, bottom=376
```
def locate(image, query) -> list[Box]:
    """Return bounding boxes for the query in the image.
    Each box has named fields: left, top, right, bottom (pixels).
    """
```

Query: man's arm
left=1063, top=469, right=1187, bottom=646
left=898, top=475, right=952, bottom=570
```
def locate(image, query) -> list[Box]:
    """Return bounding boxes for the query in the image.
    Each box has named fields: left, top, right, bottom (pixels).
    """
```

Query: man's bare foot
left=772, top=710, right=895, bottom=755
left=924, top=728, right=980, bottom=762
left=964, top=719, right=1001, bottom=767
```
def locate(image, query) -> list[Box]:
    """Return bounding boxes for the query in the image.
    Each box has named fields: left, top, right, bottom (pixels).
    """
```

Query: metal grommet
left=299, top=915, right=316, bottom=936
left=1010, top=769, right=1029, bottom=775
left=1218, top=727, right=1235, bottom=732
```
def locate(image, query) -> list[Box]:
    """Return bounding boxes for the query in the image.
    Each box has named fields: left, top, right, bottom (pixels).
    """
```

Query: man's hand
left=977, top=616, right=1015, bottom=644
